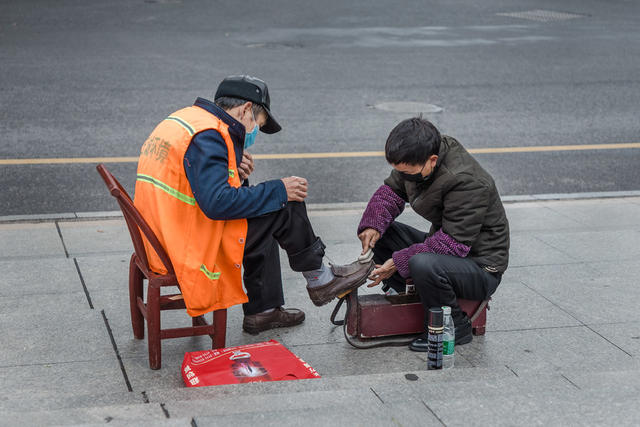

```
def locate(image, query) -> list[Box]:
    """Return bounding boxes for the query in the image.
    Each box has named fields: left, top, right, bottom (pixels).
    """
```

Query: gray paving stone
left=0, top=257, right=81, bottom=297
left=487, top=279, right=581, bottom=331
left=540, top=198, right=640, bottom=228
left=561, top=367, right=640, bottom=391
left=145, top=367, right=512, bottom=403
left=195, top=400, right=436, bottom=427
left=58, top=219, right=132, bottom=257
left=503, top=202, right=584, bottom=232
left=509, top=264, right=640, bottom=324
left=506, top=232, right=577, bottom=267
left=425, top=386, right=640, bottom=426
left=456, top=326, right=634, bottom=372
left=95, top=292, right=288, bottom=363
left=286, top=341, right=437, bottom=377
left=169, top=388, right=384, bottom=419
left=75, top=420, right=192, bottom=427
left=0, top=222, right=65, bottom=259
left=2, top=198, right=640, bottom=425
left=588, top=322, right=640, bottom=358
left=75, top=253, right=131, bottom=292
left=535, top=229, right=640, bottom=263
left=0, top=294, right=113, bottom=366
left=0, top=360, right=135, bottom=412
left=0, top=212, right=76, bottom=222
left=587, top=258, right=640, bottom=282
left=0, top=403, right=173, bottom=426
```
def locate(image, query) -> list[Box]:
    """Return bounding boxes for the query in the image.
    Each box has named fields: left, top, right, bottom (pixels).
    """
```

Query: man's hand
left=367, top=258, right=397, bottom=287
left=238, top=152, right=255, bottom=180
left=358, top=228, right=381, bottom=255
left=281, top=176, right=308, bottom=202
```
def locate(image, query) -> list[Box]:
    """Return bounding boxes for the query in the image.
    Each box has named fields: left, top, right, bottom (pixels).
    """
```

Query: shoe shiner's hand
left=358, top=228, right=380, bottom=255
left=281, top=176, right=308, bottom=202
left=367, top=258, right=396, bottom=287
left=239, top=152, right=255, bottom=180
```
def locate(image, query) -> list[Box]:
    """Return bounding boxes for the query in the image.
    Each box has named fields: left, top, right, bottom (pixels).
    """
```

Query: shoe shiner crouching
left=359, top=117, right=510, bottom=350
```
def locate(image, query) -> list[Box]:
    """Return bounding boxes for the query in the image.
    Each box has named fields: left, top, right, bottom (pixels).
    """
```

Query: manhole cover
left=374, top=101, right=443, bottom=114
left=496, top=10, right=585, bottom=22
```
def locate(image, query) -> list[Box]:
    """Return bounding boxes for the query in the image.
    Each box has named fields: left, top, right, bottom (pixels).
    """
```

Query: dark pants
left=373, top=221, right=500, bottom=325
left=242, top=202, right=325, bottom=315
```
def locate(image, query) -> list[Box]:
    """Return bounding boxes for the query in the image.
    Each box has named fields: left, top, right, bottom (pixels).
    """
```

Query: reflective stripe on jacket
left=134, top=105, right=248, bottom=316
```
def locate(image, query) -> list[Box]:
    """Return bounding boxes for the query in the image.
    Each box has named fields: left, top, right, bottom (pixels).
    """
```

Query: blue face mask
left=244, top=111, right=259, bottom=149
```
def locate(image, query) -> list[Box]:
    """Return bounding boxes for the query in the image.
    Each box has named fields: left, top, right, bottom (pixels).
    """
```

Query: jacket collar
left=435, top=135, right=451, bottom=167
left=193, top=97, right=245, bottom=145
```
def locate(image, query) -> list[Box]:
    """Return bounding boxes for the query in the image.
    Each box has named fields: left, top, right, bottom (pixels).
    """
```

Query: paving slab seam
left=100, top=309, right=134, bottom=393
left=73, top=257, right=94, bottom=309
left=0, top=358, right=118, bottom=369
left=560, top=374, right=581, bottom=390
left=3, top=191, right=640, bottom=223
left=518, top=279, right=634, bottom=357
left=420, top=399, right=447, bottom=427
left=489, top=324, right=586, bottom=333
left=489, top=321, right=629, bottom=333
left=530, top=233, right=581, bottom=263
left=54, top=221, right=70, bottom=258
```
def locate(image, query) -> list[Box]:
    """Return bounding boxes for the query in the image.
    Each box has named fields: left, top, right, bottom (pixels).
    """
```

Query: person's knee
left=408, top=252, right=440, bottom=279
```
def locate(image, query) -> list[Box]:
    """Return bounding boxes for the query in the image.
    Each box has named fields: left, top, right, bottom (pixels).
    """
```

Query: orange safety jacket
left=134, top=106, right=248, bottom=316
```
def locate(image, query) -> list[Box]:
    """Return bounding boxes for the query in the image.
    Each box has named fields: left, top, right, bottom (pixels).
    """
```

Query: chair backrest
left=96, top=164, right=175, bottom=276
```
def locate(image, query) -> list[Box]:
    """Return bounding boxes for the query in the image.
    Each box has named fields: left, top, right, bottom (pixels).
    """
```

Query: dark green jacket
left=384, top=136, right=510, bottom=273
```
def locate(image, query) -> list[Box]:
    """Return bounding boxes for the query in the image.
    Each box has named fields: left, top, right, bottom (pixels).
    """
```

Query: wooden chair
left=96, top=164, right=227, bottom=370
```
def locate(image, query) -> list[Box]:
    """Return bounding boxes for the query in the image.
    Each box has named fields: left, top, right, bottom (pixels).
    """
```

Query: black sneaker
left=408, top=332, right=429, bottom=352
left=455, top=316, right=473, bottom=345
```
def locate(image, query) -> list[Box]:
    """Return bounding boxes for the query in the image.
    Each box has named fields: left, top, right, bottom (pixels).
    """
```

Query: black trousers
left=373, top=221, right=501, bottom=325
left=242, top=202, right=325, bottom=315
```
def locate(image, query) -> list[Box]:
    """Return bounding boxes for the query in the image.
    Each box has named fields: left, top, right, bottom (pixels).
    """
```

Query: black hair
left=384, top=117, right=441, bottom=165
left=214, top=96, right=266, bottom=117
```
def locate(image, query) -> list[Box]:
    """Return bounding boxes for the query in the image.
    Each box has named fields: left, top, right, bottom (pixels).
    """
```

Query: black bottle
left=427, top=307, right=444, bottom=370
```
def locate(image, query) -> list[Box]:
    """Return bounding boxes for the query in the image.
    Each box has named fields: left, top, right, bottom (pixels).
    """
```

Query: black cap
left=214, top=75, right=281, bottom=134
left=428, top=307, right=443, bottom=328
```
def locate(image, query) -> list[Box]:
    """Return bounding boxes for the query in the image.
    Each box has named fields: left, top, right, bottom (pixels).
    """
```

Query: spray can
left=427, top=307, right=444, bottom=370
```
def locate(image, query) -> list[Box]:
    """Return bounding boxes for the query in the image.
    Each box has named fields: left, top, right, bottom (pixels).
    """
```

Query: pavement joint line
left=517, top=278, right=635, bottom=357
left=560, top=374, right=581, bottom=390
left=505, top=365, right=519, bottom=377
left=54, top=221, right=70, bottom=258
left=2, top=142, right=640, bottom=165
left=421, top=399, right=447, bottom=426
left=2, top=190, right=640, bottom=223
left=73, top=258, right=94, bottom=309
left=100, top=309, right=134, bottom=393
left=370, top=387, right=384, bottom=404
left=160, top=402, right=170, bottom=418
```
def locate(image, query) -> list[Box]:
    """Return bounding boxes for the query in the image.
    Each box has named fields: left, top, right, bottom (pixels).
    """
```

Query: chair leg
left=129, top=255, right=144, bottom=340
left=147, top=284, right=161, bottom=370
left=212, top=309, right=227, bottom=349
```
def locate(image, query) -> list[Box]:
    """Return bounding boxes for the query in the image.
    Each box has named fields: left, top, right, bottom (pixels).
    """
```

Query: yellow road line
left=1, top=143, right=639, bottom=165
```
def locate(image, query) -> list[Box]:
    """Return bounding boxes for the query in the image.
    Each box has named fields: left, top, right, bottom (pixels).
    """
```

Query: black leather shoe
left=408, top=333, right=429, bottom=352
left=409, top=318, right=473, bottom=352
left=242, top=307, right=305, bottom=335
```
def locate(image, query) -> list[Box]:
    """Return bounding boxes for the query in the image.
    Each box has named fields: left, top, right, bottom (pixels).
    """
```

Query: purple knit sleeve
left=392, top=229, right=471, bottom=278
left=357, top=185, right=406, bottom=235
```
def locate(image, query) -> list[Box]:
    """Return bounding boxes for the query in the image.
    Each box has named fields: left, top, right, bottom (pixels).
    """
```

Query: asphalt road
left=1, top=0, right=639, bottom=215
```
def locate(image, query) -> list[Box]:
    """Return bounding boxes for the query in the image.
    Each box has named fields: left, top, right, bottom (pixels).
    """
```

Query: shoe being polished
left=306, top=259, right=375, bottom=307
left=409, top=316, right=474, bottom=352
left=242, top=307, right=305, bottom=335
